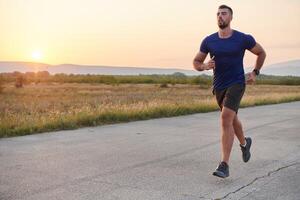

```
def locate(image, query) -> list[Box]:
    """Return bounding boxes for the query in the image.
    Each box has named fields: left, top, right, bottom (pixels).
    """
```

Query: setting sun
left=31, top=51, right=43, bottom=61
left=0, top=0, right=299, bottom=68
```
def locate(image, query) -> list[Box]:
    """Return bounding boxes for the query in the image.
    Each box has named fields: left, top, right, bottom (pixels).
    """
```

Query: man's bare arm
left=249, top=42, right=266, bottom=71
left=246, top=42, right=267, bottom=84
left=193, top=52, right=215, bottom=71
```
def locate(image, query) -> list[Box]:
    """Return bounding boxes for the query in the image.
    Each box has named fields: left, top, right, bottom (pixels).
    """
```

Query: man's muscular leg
left=233, top=115, right=246, bottom=146
left=220, top=107, right=236, bottom=164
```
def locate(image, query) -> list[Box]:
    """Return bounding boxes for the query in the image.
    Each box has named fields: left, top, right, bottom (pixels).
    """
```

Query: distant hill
left=0, top=60, right=299, bottom=76
left=52, top=64, right=202, bottom=76
left=0, top=61, right=50, bottom=73
left=260, top=60, right=300, bottom=76
left=0, top=62, right=201, bottom=76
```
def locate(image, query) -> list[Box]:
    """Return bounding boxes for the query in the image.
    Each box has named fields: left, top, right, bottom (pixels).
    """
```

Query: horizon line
left=0, top=58, right=300, bottom=70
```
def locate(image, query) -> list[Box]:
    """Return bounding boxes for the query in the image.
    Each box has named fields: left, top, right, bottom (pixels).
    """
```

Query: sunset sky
left=0, top=0, right=299, bottom=69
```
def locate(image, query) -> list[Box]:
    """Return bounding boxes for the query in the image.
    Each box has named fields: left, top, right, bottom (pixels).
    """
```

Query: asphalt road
left=1, top=102, right=299, bottom=200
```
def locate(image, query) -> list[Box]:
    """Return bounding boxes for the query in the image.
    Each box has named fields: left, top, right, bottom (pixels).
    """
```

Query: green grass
left=1, top=83, right=300, bottom=138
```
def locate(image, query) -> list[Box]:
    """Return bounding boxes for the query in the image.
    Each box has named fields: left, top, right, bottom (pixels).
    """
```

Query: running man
left=193, top=5, right=266, bottom=178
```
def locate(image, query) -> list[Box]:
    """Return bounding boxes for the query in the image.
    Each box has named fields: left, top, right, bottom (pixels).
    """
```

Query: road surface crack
left=215, top=162, right=300, bottom=200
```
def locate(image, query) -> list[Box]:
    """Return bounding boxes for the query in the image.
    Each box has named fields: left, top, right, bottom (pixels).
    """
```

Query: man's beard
left=218, top=20, right=228, bottom=29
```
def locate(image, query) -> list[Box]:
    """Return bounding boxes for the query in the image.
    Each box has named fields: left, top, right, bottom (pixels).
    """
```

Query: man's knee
left=221, top=107, right=236, bottom=127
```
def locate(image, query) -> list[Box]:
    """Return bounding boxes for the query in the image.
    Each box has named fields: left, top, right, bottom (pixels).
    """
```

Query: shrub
left=0, top=75, right=4, bottom=93
left=160, top=83, right=168, bottom=88
left=15, top=74, right=25, bottom=88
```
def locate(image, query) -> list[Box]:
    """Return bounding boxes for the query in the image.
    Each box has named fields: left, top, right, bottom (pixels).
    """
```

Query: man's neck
left=218, top=27, right=233, bottom=38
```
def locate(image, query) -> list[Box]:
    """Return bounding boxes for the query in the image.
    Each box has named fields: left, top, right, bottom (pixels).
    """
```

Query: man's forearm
left=254, top=51, right=266, bottom=70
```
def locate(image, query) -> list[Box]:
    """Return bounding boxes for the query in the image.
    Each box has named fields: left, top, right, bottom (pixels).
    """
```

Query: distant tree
left=36, top=71, right=50, bottom=78
left=172, top=72, right=187, bottom=77
left=35, top=71, right=50, bottom=84
left=24, top=72, right=35, bottom=84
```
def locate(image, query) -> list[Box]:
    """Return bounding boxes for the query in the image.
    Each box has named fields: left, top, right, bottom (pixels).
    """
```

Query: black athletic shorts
left=214, top=83, right=246, bottom=113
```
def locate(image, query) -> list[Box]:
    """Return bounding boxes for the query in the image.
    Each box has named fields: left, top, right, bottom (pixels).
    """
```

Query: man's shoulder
left=233, top=30, right=245, bottom=35
left=233, top=30, right=254, bottom=38
left=204, top=32, right=218, bottom=41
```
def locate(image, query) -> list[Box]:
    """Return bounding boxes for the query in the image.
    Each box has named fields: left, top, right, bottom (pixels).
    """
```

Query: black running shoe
left=213, top=161, right=229, bottom=178
left=240, top=137, right=252, bottom=162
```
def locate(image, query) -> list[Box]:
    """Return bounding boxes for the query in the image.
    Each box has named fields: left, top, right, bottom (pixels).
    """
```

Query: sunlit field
left=1, top=83, right=300, bottom=138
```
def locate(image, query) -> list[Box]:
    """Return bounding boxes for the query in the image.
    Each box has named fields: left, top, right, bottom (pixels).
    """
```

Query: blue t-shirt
left=200, top=30, right=256, bottom=90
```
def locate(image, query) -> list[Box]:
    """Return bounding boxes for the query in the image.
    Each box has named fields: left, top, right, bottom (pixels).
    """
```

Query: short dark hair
left=218, top=5, right=233, bottom=15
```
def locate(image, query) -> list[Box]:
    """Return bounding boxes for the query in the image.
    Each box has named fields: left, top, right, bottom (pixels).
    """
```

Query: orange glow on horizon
left=0, top=0, right=299, bottom=68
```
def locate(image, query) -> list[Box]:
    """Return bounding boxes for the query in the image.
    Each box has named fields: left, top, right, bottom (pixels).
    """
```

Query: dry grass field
left=1, top=83, right=300, bottom=138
